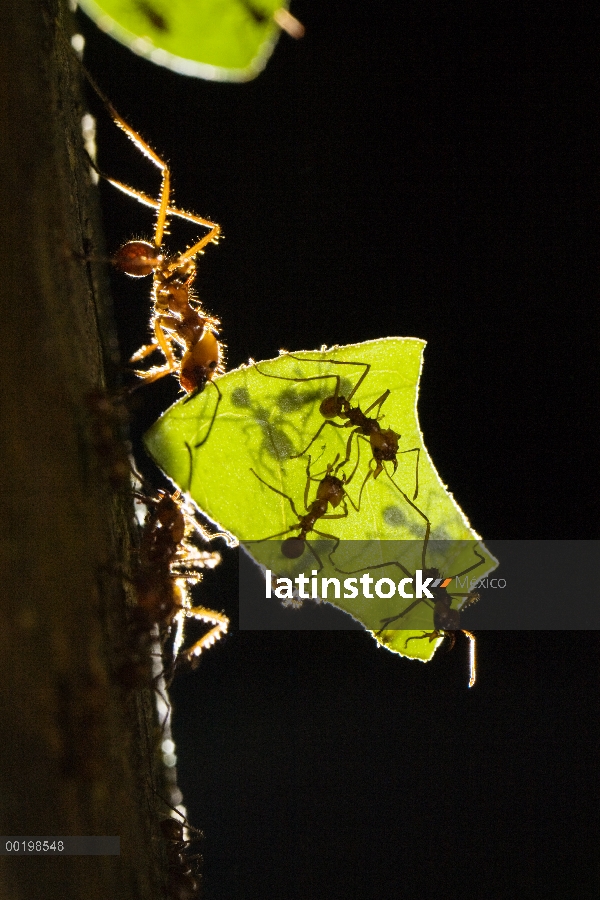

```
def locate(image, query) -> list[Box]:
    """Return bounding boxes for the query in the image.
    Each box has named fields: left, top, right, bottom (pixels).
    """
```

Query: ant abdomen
left=113, top=240, right=162, bottom=277
left=282, top=536, right=305, bottom=559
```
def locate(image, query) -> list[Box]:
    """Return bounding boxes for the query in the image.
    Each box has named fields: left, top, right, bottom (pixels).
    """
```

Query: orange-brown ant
left=250, top=453, right=359, bottom=569
left=79, top=64, right=224, bottom=400
left=255, top=356, right=421, bottom=499
left=126, top=489, right=228, bottom=676
left=378, top=549, right=485, bottom=687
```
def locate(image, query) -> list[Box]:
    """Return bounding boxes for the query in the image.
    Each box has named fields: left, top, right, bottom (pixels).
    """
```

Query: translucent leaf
left=78, top=0, right=302, bottom=81
left=144, top=339, right=498, bottom=662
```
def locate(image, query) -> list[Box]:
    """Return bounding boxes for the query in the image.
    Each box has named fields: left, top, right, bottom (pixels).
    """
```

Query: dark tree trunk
left=0, top=2, right=165, bottom=897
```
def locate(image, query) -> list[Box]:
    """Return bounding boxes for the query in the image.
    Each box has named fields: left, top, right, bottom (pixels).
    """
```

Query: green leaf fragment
left=144, top=338, right=498, bottom=663
left=78, top=0, right=300, bottom=81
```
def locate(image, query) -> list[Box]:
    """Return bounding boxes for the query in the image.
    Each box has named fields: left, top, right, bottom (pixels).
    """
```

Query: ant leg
left=336, top=433, right=359, bottom=479
left=312, top=528, right=342, bottom=543
left=448, top=548, right=486, bottom=580
left=328, top=426, right=360, bottom=474
left=91, top=160, right=220, bottom=242
left=255, top=357, right=370, bottom=408
left=184, top=442, right=194, bottom=492
left=84, top=148, right=220, bottom=256
left=250, top=468, right=302, bottom=520
left=285, top=356, right=371, bottom=406
left=82, top=67, right=171, bottom=247
left=398, top=447, right=420, bottom=499
left=254, top=364, right=343, bottom=394
left=129, top=363, right=177, bottom=386
left=303, top=455, right=315, bottom=510
left=334, top=443, right=361, bottom=511
left=130, top=321, right=179, bottom=382
left=404, top=631, right=443, bottom=648
left=356, top=456, right=375, bottom=511
left=179, top=607, right=229, bottom=663
left=384, top=469, right=431, bottom=570
left=186, top=382, right=222, bottom=452
left=319, top=500, right=350, bottom=522
left=303, top=541, right=325, bottom=575
left=377, top=597, right=434, bottom=631
left=291, top=419, right=347, bottom=459
left=150, top=318, right=179, bottom=368
left=363, top=389, right=391, bottom=419
left=129, top=340, right=161, bottom=363
left=463, top=631, right=477, bottom=687
left=168, top=221, right=222, bottom=270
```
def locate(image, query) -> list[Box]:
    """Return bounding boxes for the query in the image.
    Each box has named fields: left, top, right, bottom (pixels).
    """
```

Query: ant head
left=180, top=332, right=220, bottom=393
left=113, top=240, right=162, bottom=277
left=372, top=429, right=400, bottom=461
left=282, top=537, right=305, bottom=559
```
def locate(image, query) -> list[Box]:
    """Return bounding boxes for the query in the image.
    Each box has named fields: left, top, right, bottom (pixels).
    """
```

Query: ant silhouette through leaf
left=80, top=64, right=224, bottom=403
left=250, top=452, right=360, bottom=572
left=255, top=356, right=421, bottom=502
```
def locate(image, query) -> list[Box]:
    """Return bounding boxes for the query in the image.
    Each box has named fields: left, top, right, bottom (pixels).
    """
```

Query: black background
left=77, top=3, right=598, bottom=898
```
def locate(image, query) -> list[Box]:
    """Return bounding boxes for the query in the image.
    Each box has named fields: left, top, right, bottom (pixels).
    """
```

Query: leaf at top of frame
left=144, top=338, right=498, bottom=663
left=78, top=0, right=303, bottom=82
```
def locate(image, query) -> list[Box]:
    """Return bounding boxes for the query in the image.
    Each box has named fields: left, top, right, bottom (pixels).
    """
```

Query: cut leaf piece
left=144, top=339, right=498, bottom=662
left=78, top=0, right=303, bottom=81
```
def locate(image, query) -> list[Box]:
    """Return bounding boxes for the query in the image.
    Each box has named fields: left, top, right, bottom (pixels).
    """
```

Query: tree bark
left=0, top=2, right=165, bottom=897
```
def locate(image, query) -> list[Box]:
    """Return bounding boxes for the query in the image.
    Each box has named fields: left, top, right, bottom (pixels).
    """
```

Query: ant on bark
left=378, top=548, right=485, bottom=687
left=79, top=63, right=224, bottom=402
left=250, top=452, right=359, bottom=569
left=125, top=489, right=228, bottom=677
left=255, top=356, right=421, bottom=500
left=157, top=798, right=204, bottom=900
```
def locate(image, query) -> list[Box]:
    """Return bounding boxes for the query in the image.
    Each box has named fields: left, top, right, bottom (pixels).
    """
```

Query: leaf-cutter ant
left=79, top=63, right=224, bottom=400
left=250, top=452, right=360, bottom=571
left=130, top=489, right=229, bottom=671
left=255, top=355, right=421, bottom=501
left=378, top=549, right=485, bottom=687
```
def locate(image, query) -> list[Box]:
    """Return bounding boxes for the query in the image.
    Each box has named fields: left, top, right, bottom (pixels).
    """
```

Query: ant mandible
left=255, top=356, right=421, bottom=500
left=250, top=453, right=359, bottom=569
left=80, top=64, right=224, bottom=398
left=378, top=550, right=485, bottom=687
